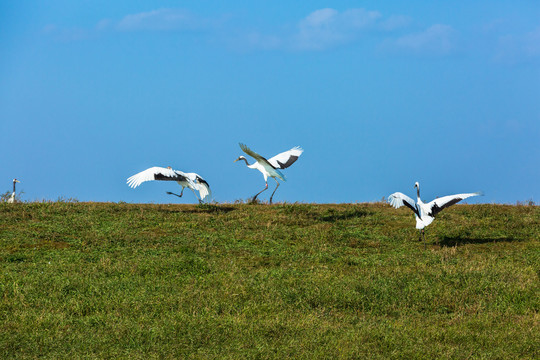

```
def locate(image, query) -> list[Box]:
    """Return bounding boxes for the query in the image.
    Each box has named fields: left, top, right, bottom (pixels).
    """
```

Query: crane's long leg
left=269, top=178, right=280, bottom=204
left=166, top=187, right=184, bottom=198
left=422, top=229, right=426, bottom=250
left=190, top=188, right=202, bottom=204
left=252, top=183, right=268, bottom=202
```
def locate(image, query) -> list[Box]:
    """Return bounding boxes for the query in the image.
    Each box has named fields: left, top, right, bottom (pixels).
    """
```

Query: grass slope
left=1, top=202, right=539, bottom=359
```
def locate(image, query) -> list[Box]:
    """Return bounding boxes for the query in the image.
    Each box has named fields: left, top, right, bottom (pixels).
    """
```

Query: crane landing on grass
left=234, top=143, right=303, bottom=204
left=127, top=167, right=211, bottom=203
left=388, top=182, right=481, bottom=247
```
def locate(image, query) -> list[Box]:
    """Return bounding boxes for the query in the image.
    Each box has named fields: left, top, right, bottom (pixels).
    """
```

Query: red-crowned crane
left=7, top=179, right=20, bottom=203
left=388, top=182, right=481, bottom=246
left=127, top=167, right=211, bottom=203
left=234, top=143, right=303, bottom=204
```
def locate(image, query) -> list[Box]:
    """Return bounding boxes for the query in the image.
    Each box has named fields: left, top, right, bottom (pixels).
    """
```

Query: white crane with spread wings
left=388, top=182, right=481, bottom=245
left=234, top=143, right=303, bottom=204
left=127, top=167, right=211, bottom=203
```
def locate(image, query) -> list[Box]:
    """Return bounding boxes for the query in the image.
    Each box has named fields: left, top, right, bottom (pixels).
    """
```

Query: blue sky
left=1, top=1, right=539, bottom=204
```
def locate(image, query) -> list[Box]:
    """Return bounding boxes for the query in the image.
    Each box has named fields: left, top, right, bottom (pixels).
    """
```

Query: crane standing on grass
left=234, top=143, right=303, bottom=204
left=388, top=182, right=481, bottom=247
left=127, top=167, right=211, bottom=203
left=7, top=179, right=20, bottom=203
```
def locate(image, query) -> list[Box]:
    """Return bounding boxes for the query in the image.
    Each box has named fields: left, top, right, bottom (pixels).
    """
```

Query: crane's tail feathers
left=275, top=169, right=286, bottom=182
left=196, top=183, right=211, bottom=201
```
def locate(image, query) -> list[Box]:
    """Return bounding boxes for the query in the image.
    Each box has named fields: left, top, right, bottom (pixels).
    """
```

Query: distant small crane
left=388, top=182, right=481, bottom=246
left=234, top=143, right=303, bottom=203
left=127, top=167, right=211, bottom=203
left=7, top=179, right=20, bottom=203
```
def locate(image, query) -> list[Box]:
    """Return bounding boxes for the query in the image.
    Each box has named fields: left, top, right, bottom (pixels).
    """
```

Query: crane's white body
left=388, top=182, right=481, bottom=231
left=235, top=143, right=303, bottom=203
left=415, top=200, right=434, bottom=229
left=7, top=179, right=20, bottom=203
left=246, top=159, right=285, bottom=183
left=127, top=166, right=211, bottom=202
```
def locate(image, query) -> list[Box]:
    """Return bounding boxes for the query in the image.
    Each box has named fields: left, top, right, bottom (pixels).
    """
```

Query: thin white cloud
left=495, top=26, right=540, bottom=63
left=524, top=28, right=540, bottom=56
left=96, top=19, right=112, bottom=31
left=381, top=24, right=457, bottom=54
left=340, top=8, right=383, bottom=29
left=43, top=8, right=223, bottom=42
left=291, top=8, right=382, bottom=50
left=116, top=8, right=207, bottom=31
left=43, top=7, right=461, bottom=58
left=243, top=8, right=417, bottom=52
left=302, top=8, right=339, bottom=27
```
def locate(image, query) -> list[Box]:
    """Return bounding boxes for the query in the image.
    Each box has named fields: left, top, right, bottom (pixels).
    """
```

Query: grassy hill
left=1, top=202, right=538, bottom=359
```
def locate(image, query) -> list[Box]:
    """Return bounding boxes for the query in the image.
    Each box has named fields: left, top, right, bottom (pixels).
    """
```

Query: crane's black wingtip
left=239, top=143, right=250, bottom=152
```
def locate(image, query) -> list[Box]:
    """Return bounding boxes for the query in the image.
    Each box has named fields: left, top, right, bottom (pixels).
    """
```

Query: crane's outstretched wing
left=427, top=192, right=482, bottom=217
left=268, top=146, right=304, bottom=169
left=239, top=143, right=272, bottom=166
left=127, top=167, right=190, bottom=188
left=388, top=192, right=420, bottom=217
left=193, top=174, right=211, bottom=201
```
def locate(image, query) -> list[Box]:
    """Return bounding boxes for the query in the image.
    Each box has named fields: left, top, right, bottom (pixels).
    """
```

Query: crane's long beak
left=234, top=158, right=240, bottom=163
left=14, top=180, right=20, bottom=183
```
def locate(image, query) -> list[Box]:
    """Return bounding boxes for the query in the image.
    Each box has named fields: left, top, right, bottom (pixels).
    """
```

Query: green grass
left=1, top=202, right=538, bottom=359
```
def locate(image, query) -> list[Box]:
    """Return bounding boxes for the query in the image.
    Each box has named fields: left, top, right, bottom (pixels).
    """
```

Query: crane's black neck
left=416, top=186, right=420, bottom=200
left=239, top=157, right=251, bottom=166
left=13, top=181, right=16, bottom=193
